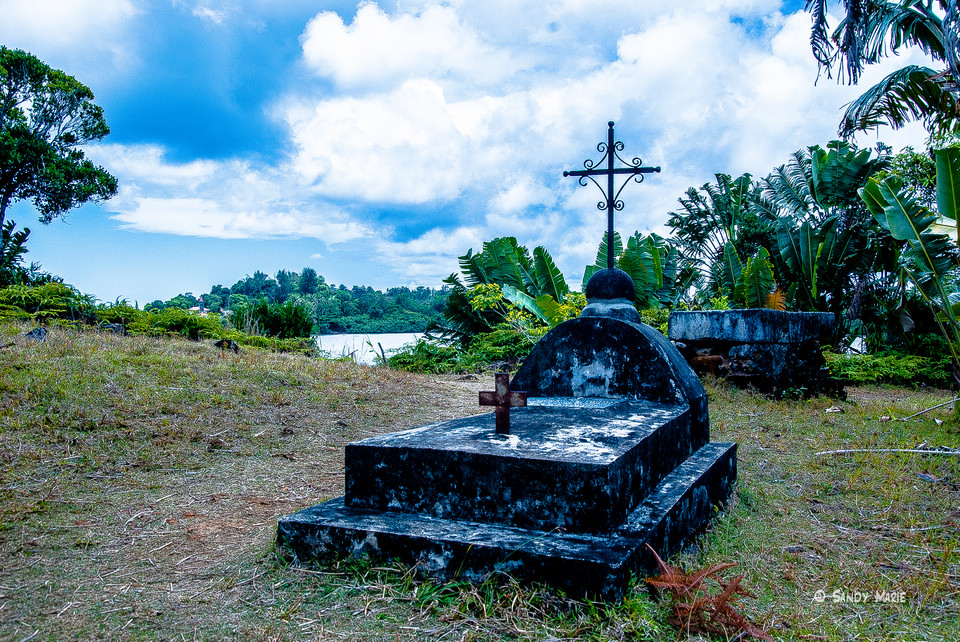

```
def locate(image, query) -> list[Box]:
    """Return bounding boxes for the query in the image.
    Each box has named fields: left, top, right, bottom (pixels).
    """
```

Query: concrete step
left=277, top=441, right=737, bottom=600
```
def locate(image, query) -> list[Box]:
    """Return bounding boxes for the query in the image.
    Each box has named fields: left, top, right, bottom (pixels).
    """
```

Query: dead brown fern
left=644, top=544, right=772, bottom=641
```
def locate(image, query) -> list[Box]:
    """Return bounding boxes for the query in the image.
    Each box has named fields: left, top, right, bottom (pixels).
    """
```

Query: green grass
left=1, top=320, right=959, bottom=640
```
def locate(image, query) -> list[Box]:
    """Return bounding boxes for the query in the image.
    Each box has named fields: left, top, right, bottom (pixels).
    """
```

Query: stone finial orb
left=584, top=267, right=635, bottom=302
left=581, top=267, right=642, bottom=323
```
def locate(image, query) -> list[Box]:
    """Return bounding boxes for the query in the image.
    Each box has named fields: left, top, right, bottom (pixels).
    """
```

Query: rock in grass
left=24, top=327, right=47, bottom=342
left=214, top=338, right=240, bottom=354
left=100, top=323, right=130, bottom=336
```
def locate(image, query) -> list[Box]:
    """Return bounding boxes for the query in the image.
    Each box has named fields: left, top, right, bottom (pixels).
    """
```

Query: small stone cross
left=479, top=372, right=527, bottom=435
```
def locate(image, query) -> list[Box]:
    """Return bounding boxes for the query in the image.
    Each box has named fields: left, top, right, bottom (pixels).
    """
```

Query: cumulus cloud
left=0, top=0, right=138, bottom=62
left=285, top=1, right=932, bottom=287
left=375, top=226, right=486, bottom=282
left=10, top=0, right=933, bottom=295
left=301, top=3, right=521, bottom=93
left=89, top=144, right=373, bottom=242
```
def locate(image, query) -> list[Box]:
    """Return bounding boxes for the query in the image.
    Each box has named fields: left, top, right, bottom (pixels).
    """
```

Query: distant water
left=315, top=332, right=423, bottom=365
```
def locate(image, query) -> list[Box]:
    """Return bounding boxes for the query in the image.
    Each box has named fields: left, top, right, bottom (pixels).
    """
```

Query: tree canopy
left=804, top=0, right=960, bottom=138
left=0, top=46, right=118, bottom=226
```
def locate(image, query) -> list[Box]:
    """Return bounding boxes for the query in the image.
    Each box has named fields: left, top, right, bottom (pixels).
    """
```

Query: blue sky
left=0, top=0, right=931, bottom=305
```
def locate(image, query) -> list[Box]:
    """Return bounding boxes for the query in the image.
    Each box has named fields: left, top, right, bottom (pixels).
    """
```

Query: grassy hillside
left=1, top=321, right=958, bottom=640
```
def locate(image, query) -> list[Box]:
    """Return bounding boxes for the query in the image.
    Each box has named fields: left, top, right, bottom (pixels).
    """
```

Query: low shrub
left=386, top=339, right=462, bottom=373
left=825, top=350, right=953, bottom=386
left=640, top=306, right=670, bottom=336
left=220, top=329, right=318, bottom=356
left=230, top=299, right=313, bottom=339
left=0, top=282, right=95, bottom=322
left=127, top=308, right=224, bottom=340
left=388, top=325, right=535, bottom=374
left=95, top=301, right=142, bottom=326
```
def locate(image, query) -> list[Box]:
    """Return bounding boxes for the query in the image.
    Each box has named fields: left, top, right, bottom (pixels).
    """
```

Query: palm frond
left=839, top=64, right=959, bottom=138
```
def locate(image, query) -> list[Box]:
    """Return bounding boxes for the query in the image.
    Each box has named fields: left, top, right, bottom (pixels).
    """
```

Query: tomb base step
left=277, top=441, right=736, bottom=600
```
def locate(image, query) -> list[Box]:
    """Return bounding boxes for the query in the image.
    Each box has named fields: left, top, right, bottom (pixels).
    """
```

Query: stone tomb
left=669, top=309, right=839, bottom=396
left=277, top=269, right=737, bottom=599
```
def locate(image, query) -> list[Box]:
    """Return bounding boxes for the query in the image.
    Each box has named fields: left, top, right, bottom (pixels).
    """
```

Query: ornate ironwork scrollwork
left=561, top=121, right=661, bottom=269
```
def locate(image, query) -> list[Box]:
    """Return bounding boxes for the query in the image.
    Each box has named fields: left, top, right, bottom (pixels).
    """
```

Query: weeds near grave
left=645, top=543, right=772, bottom=640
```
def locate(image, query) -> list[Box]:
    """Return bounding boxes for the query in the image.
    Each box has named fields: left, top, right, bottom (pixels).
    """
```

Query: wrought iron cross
left=563, top=121, right=661, bottom=269
left=479, top=372, right=527, bottom=435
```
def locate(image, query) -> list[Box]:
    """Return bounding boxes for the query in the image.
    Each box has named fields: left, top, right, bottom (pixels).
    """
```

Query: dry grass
left=0, top=322, right=489, bottom=640
left=0, top=320, right=958, bottom=640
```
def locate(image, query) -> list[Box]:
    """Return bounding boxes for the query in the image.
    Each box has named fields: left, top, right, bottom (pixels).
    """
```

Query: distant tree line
left=145, top=267, right=448, bottom=335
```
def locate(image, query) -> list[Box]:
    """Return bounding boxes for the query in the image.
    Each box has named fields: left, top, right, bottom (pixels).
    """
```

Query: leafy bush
left=640, top=307, right=670, bottom=335
left=0, top=304, right=29, bottom=321
left=464, top=326, right=536, bottom=367
left=95, top=301, right=142, bottom=326
left=129, top=308, right=224, bottom=340
left=230, top=299, right=313, bottom=339
left=219, top=330, right=318, bottom=356
left=825, top=350, right=953, bottom=386
left=386, top=339, right=462, bottom=373
left=388, top=325, right=536, bottom=374
left=0, top=282, right=95, bottom=322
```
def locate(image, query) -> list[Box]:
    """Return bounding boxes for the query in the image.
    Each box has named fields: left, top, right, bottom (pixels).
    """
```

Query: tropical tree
left=298, top=267, right=320, bottom=294
left=436, top=237, right=573, bottom=341
left=860, top=146, right=960, bottom=381
left=666, top=173, right=777, bottom=306
left=0, top=218, right=29, bottom=285
left=755, top=141, right=892, bottom=324
left=0, top=47, right=117, bottom=234
left=666, top=173, right=768, bottom=271
left=804, top=0, right=960, bottom=138
left=581, top=231, right=693, bottom=308
left=665, top=140, right=892, bottom=330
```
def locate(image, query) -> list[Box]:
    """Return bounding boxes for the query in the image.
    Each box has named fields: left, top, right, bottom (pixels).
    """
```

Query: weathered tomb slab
left=669, top=309, right=840, bottom=396
left=669, top=309, right=833, bottom=344
left=278, top=441, right=736, bottom=600
left=512, top=316, right=709, bottom=450
left=345, top=399, right=691, bottom=534
left=277, top=123, right=737, bottom=600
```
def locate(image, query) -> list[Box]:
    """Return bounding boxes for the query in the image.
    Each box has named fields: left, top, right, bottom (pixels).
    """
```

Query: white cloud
left=91, top=145, right=219, bottom=189
left=284, top=1, right=936, bottom=289
left=301, top=3, right=521, bottom=93
left=489, top=175, right=558, bottom=214
left=17, top=0, right=936, bottom=298
left=111, top=196, right=366, bottom=241
left=89, top=144, right=373, bottom=242
left=0, top=0, right=138, bottom=54
left=374, top=226, right=485, bottom=282
left=286, top=79, right=477, bottom=203
left=193, top=5, right=229, bottom=24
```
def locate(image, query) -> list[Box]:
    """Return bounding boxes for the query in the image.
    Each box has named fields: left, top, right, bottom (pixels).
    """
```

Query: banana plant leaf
left=532, top=246, right=569, bottom=301
left=937, top=147, right=960, bottom=247
left=810, top=142, right=879, bottom=209
left=533, top=294, right=567, bottom=327
left=861, top=177, right=953, bottom=279
left=717, top=241, right=743, bottom=299
left=776, top=220, right=819, bottom=307
left=500, top=284, right=549, bottom=324
left=582, top=231, right=624, bottom=290
left=734, top=247, right=775, bottom=308
left=436, top=274, right=499, bottom=340
left=481, top=237, right=528, bottom=291
left=458, top=249, right=488, bottom=287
